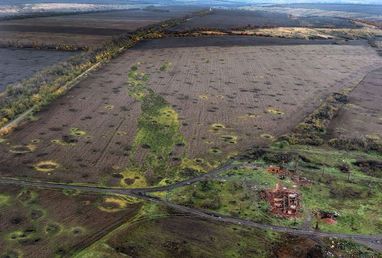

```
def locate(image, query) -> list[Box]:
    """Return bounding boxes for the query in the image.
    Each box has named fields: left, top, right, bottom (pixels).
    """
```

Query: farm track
left=1, top=164, right=382, bottom=252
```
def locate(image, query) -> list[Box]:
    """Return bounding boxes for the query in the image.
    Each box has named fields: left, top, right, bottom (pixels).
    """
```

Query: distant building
left=267, top=165, right=287, bottom=175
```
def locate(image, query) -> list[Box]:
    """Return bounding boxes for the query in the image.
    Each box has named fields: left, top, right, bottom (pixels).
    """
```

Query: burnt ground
left=0, top=7, right=200, bottom=49
left=0, top=36, right=380, bottom=186
left=0, top=48, right=76, bottom=91
left=170, top=9, right=361, bottom=32
left=0, top=184, right=141, bottom=258
left=327, top=67, right=382, bottom=140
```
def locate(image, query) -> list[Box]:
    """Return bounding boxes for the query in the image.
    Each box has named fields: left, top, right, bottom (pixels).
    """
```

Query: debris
left=265, top=183, right=300, bottom=217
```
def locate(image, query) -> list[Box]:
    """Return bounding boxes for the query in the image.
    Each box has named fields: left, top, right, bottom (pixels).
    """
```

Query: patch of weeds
left=180, top=158, right=207, bottom=174
left=267, top=107, right=284, bottom=115
left=62, top=189, right=80, bottom=196
left=0, top=194, right=10, bottom=207
left=159, top=61, right=172, bottom=72
left=120, top=168, right=147, bottom=188
left=116, top=131, right=128, bottom=136
left=98, top=197, right=130, bottom=213
left=0, top=250, right=23, bottom=258
left=328, top=136, right=382, bottom=153
left=199, top=94, right=208, bottom=100
left=70, top=128, right=87, bottom=137
left=127, top=67, right=149, bottom=100
left=28, top=114, right=39, bottom=122
left=282, top=92, right=347, bottom=146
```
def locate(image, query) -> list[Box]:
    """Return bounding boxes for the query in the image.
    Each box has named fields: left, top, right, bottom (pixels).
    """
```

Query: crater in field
left=211, top=123, right=225, bottom=132
left=33, top=160, right=59, bottom=173
left=99, top=197, right=129, bottom=212
left=45, top=223, right=61, bottom=235
left=260, top=134, right=275, bottom=140
left=71, top=227, right=84, bottom=236
left=9, top=145, right=36, bottom=154
left=30, top=209, right=44, bottom=220
left=221, top=135, right=238, bottom=144
left=209, top=147, right=222, bottom=154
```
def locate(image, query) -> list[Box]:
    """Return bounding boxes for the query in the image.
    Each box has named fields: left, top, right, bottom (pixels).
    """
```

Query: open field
left=1, top=4, right=382, bottom=257
left=271, top=3, right=382, bottom=16
left=0, top=36, right=381, bottom=187
left=0, top=7, right=201, bottom=49
left=0, top=184, right=141, bottom=257
left=170, top=9, right=361, bottom=31
left=0, top=48, right=76, bottom=91
left=327, top=67, right=382, bottom=144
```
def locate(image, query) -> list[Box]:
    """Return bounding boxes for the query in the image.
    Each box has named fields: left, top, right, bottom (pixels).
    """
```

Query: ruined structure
left=319, top=211, right=338, bottom=224
left=266, top=183, right=300, bottom=217
left=267, top=165, right=287, bottom=175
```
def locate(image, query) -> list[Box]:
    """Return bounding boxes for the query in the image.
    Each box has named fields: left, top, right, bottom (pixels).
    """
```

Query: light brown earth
left=0, top=36, right=380, bottom=186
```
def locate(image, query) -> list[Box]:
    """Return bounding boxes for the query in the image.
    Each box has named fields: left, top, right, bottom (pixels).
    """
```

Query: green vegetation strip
left=125, top=66, right=186, bottom=186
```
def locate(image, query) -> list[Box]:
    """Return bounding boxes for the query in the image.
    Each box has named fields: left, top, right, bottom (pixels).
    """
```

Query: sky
left=0, top=0, right=381, bottom=4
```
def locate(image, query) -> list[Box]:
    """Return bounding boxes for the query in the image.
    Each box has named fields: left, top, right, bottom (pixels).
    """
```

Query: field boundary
left=0, top=60, right=104, bottom=136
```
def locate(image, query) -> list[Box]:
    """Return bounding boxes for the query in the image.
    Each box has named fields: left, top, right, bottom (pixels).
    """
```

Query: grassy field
left=160, top=144, right=382, bottom=235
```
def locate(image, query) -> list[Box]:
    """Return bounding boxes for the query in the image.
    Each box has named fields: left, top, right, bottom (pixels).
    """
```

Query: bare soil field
left=171, top=9, right=361, bottom=31
left=272, top=3, right=382, bottom=16
left=0, top=36, right=380, bottom=186
left=0, top=48, right=76, bottom=91
left=0, top=7, right=200, bottom=49
left=327, top=67, right=382, bottom=141
left=0, top=184, right=141, bottom=258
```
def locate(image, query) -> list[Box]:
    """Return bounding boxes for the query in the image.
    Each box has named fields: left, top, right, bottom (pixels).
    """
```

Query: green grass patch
left=0, top=194, right=10, bottom=207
